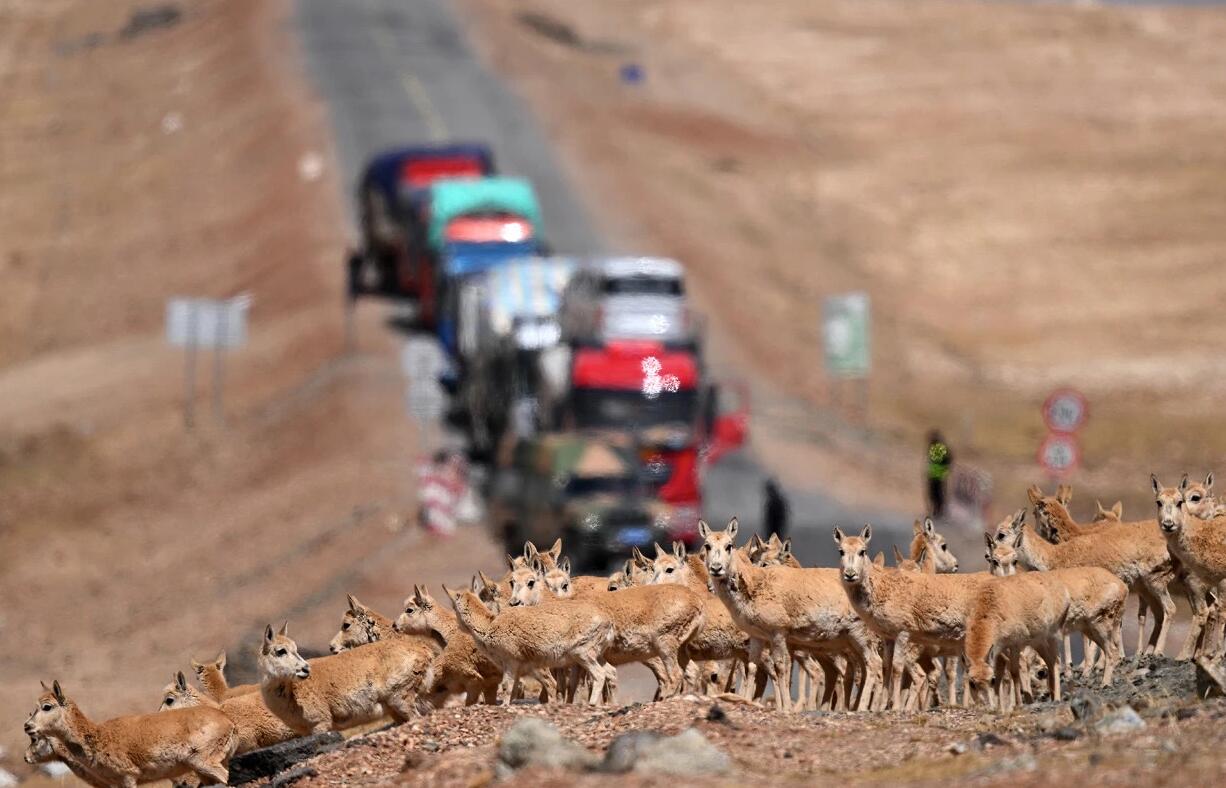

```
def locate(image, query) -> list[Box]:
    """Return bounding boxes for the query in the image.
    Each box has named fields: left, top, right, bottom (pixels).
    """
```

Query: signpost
left=1038, top=387, right=1087, bottom=478
left=166, top=295, right=251, bottom=429
left=822, top=292, right=871, bottom=420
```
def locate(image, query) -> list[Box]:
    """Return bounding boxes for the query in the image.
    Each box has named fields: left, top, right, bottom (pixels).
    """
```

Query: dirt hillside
left=0, top=0, right=500, bottom=760
left=457, top=0, right=1226, bottom=516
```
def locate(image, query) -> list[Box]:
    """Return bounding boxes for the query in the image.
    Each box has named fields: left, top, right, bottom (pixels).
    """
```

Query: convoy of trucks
left=347, top=144, right=747, bottom=568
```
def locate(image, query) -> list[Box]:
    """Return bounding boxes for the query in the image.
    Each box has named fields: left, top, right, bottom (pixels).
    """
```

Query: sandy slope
left=456, top=0, right=1226, bottom=515
left=0, top=0, right=499, bottom=762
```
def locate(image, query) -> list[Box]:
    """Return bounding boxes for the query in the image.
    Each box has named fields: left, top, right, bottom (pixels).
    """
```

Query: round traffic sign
left=1043, top=388, right=1089, bottom=434
left=1038, top=433, right=1080, bottom=476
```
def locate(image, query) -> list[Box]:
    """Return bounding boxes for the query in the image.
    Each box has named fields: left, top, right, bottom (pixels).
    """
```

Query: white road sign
left=1043, top=388, right=1089, bottom=434
left=166, top=296, right=251, bottom=348
left=1038, top=433, right=1080, bottom=476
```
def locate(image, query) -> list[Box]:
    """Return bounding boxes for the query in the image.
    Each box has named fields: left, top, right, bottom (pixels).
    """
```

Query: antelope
left=833, top=524, right=992, bottom=711
left=1093, top=500, right=1124, bottom=523
left=158, top=671, right=295, bottom=753
left=23, top=724, right=108, bottom=788
left=1153, top=474, right=1226, bottom=674
left=328, top=594, right=444, bottom=654
left=190, top=651, right=257, bottom=702
left=992, top=495, right=1176, bottom=657
left=704, top=518, right=885, bottom=712
left=514, top=556, right=706, bottom=700
left=647, top=541, right=758, bottom=698
left=395, top=584, right=503, bottom=705
left=987, top=516, right=1127, bottom=688
left=443, top=577, right=614, bottom=704
left=25, top=681, right=237, bottom=788
left=258, top=622, right=434, bottom=733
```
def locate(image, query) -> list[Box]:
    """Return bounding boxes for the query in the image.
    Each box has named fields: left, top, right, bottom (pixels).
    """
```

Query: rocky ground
left=198, top=656, right=1223, bottom=787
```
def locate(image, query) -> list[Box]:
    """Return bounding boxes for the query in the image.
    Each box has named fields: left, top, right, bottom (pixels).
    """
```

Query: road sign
left=822, top=292, right=871, bottom=379
left=1038, top=433, right=1080, bottom=476
left=1042, top=388, right=1089, bottom=434
left=166, top=296, right=250, bottom=348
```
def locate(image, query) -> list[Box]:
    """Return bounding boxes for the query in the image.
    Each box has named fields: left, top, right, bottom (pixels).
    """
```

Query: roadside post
left=822, top=292, right=871, bottom=422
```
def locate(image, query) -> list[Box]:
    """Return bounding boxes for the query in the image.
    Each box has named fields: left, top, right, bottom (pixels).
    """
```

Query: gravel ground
left=269, top=664, right=1226, bottom=788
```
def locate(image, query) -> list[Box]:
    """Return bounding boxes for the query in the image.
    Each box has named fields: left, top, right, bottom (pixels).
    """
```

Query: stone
left=1094, top=706, right=1146, bottom=735
left=632, top=728, right=731, bottom=776
left=227, top=731, right=342, bottom=785
left=1068, top=691, right=1106, bottom=723
left=1052, top=727, right=1081, bottom=741
left=496, top=718, right=598, bottom=772
left=599, top=730, right=664, bottom=773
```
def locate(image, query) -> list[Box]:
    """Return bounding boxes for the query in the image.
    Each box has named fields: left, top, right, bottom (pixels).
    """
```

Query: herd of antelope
left=21, top=474, right=1226, bottom=786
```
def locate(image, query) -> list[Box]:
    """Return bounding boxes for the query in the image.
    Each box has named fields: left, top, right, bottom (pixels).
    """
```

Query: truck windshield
left=570, top=388, right=697, bottom=430
left=603, top=277, right=684, bottom=296
left=564, top=476, right=638, bottom=497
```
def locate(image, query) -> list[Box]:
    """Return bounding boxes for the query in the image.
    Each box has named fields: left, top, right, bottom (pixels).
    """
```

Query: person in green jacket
left=926, top=429, right=953, bottom=519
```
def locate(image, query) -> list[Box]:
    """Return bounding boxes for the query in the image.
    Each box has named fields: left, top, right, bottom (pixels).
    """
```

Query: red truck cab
left=567, top=340, right=747, bottom=544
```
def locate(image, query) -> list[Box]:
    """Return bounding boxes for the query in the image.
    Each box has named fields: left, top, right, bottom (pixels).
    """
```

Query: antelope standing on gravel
left=444, top=577, right=614, bottom=704
left=514, top=556, right=706, bottom=700
left=987, top=528, right=1126, bottom=687
left=834, top=524, right=992, bottom=711
left=258, top=621, right=435, bottom=733
left=1153, top=474, right=1226, bottom=681
left=992, top=497, right=1176, bottom=657
left=703, top=518, right=884, bottom=712
left=25, top=681, right=237, bottom=788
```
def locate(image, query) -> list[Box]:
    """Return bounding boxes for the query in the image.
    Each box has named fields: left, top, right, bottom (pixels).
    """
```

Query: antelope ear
left=1180, top=473, right=1189, bottom=491
left=912, top=518, right=923, bottom=536
left=191, top=659, right=205, bottom=673
left=524, top=541, right=539, bottom=559
left=1206, top=472, right=1215, bottom=491
left=547, top=538, right=563, bottom=560
left=530, top=555, right=544, bottom=575
left=264, top=624, right=275, bottom=643
left=833, top=527, right=845, bottom=545
left=780, top=538, right=793, bottom=561
left=727, top=517, right=739, bottom=540
left=872, top=551, right=885, bottom=568
left=1112, top=501, right=1123, bottom=518
left=623, top=560, right=634, bottom=580
left=40, top=680, right=50, bottom=691
left=176, top=671, right=188, bottom=692
left=698, top=519, right=711, bottom=539
left=654, top=541, right=667, bottom=558
left=1011, top=508, right=1026, bottom=530
left=892, top=544, right=905, bottom=563
left=506, top=554, right=518, bottom=571
left=1151, top=474, right=1161, bottom=495
left=1013, top=529, right=1024, bottom=549
left=347, top=593, right=362, bottom=613
left=278, top=621, right=289, bottom=637
left=52, top=681, right=66, bottom=706
left=984, top=532, right=993, bottom=549
left=215, top=651, right=226, bottom=670
left=673, top=540, right=685, bottom=560
left=441, top=584, right=461, bottom=605
left=1056, top=484, right=1072, bottom=505
left=916, top=545, right=928, bottom=566
left=922, top=518, right=935, bottom=537
left=559, top=556, right=571, bottom=575
left=860, top=523, right=873, bottom=543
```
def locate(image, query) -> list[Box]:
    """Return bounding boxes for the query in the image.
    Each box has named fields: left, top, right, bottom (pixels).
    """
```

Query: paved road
left=293, top=0, right=912, bottom=568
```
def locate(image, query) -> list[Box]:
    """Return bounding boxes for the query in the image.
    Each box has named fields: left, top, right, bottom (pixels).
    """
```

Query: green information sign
left=823, top=292, right=871, bottom=379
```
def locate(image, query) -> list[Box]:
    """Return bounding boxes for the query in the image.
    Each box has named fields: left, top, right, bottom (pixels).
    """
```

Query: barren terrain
left=458, top=0, right=1226, bottom=515
left=0, top=0, right=497, bottom=761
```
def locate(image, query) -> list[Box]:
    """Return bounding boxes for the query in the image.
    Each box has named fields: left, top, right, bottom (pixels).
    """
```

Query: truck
left=452, top=255, right=576, bottom=457
left=487, top=431, right=687, bottom=569
left=546, top=339, right=748, bottom=548
left=427, top=177, right=544, bottom=345
left=347, top=144, right=495, bottom=304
